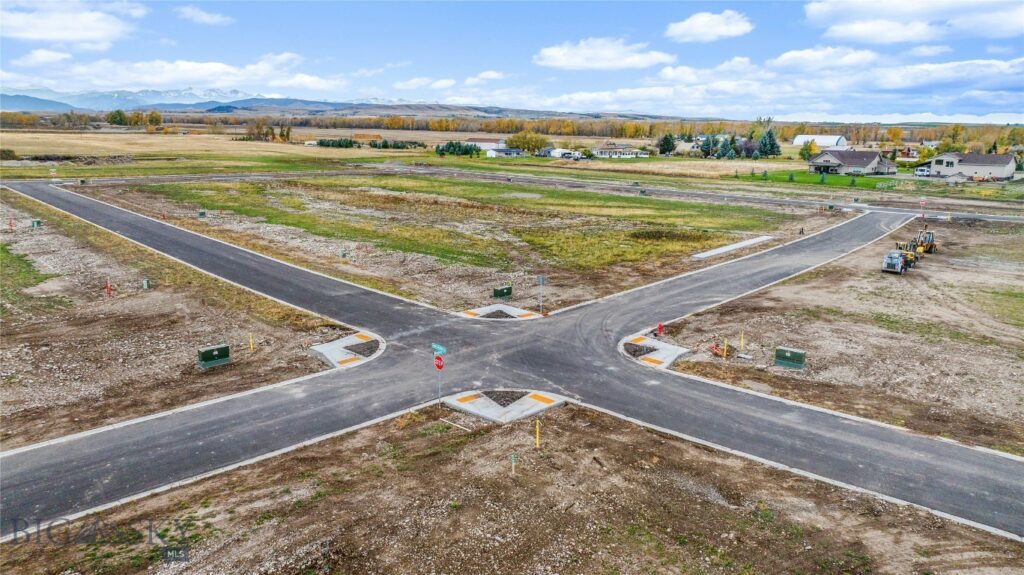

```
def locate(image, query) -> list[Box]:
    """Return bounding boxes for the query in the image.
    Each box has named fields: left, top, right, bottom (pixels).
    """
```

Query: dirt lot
left=663, top=219, right=1024, bottom=454
left=70, top=177, right=842, bottom=311
left=0, top=194, right=347, bottom=449
left=4, top=404, right=1021, bottom=574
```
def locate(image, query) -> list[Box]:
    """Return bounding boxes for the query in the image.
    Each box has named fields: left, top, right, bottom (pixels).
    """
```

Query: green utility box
left=493, top=285, right=512, bottom=299
left=198, top=210, right=206, bottom=218
left=30, top=219, right=42, bottom=229
left=198, top=344, right=230, bottom=370
left=774, top=347, right=806, bottom=369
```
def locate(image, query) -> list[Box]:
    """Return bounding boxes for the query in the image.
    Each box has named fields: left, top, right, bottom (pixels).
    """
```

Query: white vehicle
left=914, top=166, right=930, bottom=177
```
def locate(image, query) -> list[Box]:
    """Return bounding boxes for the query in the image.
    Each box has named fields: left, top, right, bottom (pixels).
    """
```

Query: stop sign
left=434, top=355, right=444, bottom=370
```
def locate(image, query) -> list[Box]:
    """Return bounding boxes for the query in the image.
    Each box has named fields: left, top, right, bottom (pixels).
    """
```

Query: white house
left=927, top=152, right=1016, bottom=180
left=485, top=147, right=524, bottom=158
left=593, top=143, right=649, bottom=158
left=549, top=147, right=582, bottom=160
left=807, top=150, right=896, bottom=175
left=303, top=140, right=319, bottom=147
left=793, top=134, right=848, bottom=148
left=465, top=137, right=505, bottom=151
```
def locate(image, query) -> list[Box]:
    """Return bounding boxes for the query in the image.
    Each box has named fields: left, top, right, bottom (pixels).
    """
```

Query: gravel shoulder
left=4, top=404, right=1020, bottom=574
left=0, top=195, right=347, bottom=449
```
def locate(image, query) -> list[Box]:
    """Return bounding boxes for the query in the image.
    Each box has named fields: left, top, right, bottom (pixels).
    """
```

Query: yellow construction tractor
left=915, top=226, right=938, bottom=253
left=895, top=242, right=920, bottom=267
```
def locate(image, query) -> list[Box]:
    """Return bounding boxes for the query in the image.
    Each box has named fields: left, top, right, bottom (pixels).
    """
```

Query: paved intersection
left=2, top=178, right=1022, bottom=540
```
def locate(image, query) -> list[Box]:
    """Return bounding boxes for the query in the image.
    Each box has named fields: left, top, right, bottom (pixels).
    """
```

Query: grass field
left=140, top=175, right=782, bottom=271
left=0, top=242, right=69, bottom=317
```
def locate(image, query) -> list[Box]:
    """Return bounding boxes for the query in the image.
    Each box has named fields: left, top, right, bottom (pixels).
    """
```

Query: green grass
left=0, top=152, right=380, bottom=179
left=977, top=288, right=1024, bottom=328
left=296, top=175, right=788, bottom=232
left=739, top=170, right=896, bottom=191
left=516, top=227, right=728, bottom=270
left=139, top=175, right=788, bottom=273
left=0, top=242, right=70, bottom=316
left=141, top=181, right=511, bottom=268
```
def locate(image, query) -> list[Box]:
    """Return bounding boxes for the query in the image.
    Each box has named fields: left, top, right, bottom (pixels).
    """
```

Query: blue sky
left=1, top=1, right=1022, bottom=122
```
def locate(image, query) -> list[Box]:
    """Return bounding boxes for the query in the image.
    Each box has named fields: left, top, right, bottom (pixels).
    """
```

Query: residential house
left=549, top=147, right=582, bottom=160
left=303, top=140, right=318, bottom=147
left=593, top=143, right=649, bottom=158
left=465, top=137, right=505, bottom=151
left=535, top=146, right=554, bottom=157
left=485, top=147, right=524, bottom=158
left=807, top=150, right=896, bottom=175
left=880, top=146, right=919, bottom=160
left=793, top=134, right=848, bottom=147
left=925, top=152, right=1016, bottom=180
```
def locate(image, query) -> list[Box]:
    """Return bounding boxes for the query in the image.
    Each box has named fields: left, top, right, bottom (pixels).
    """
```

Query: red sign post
left=657, top=322, right=664, bottom=337
left=434, top=355, right=444, bottom=370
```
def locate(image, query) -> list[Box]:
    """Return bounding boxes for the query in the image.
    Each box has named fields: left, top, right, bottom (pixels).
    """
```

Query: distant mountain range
left=0, top=87, right=680, bottom=121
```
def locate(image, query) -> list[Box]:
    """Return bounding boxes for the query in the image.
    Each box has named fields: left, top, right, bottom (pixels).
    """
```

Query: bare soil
left=664, top=220, right=1024, bottom=453
left=0, top=200, right=346, bottom=449
left=71, top=182, right=844, bottom=312
left=4, top=405, right=1020, bottom=575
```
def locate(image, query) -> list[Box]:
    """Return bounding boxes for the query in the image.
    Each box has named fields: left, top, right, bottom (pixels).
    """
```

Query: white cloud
left=12, top=48, right=72, bottom=67
left=159, top=37, right=177, bottom=47
left=0, top=6, right=132, bottom=47
left=393, top=77, right=432, bottom=90
left=99, top=1, right=148, bottom=19
left=268, top=73, right=345, bottom=91
left=665, top=10, right=754, bottom=43
left=871, top=57, right=1024, bottom=90
left=465, top=70, right=506, bottom=85
left=949, top=4, right=1024, bottom=38
left=533, top=37, right=675, bottom=70
left=429, top=78, right=456, bottom=89
left=57, top=52, right=338, bottom=90
left=353, top=67, right=384, bottom=78
left=806, top=1, right=1023, bottom=42
left=824, top=20, right=942, bottom=44
left=907, top=45, right=952, bottom=57
left=175, top=5, right=233, bottom=25
left=986, top=45, right=1013, bottom=55
left=768, top=46, right=878, bottom=69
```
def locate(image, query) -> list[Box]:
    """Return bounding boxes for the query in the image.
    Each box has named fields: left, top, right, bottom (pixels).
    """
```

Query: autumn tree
left=885, top=127, right=903, bottom=145
left=146, top=111, right=162, bottom=126
left=506, top=131, right=550, bottom=153
left=798, top=140, right=819, bottom=161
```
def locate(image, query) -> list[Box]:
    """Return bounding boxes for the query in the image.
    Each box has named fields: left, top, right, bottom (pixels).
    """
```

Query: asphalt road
left=2, top=179, right=1023, bottom=540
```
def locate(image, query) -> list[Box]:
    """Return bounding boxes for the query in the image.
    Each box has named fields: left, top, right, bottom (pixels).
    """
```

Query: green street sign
left=431, top=343, right=447, bottom=356
left=493, top=286, right=512, bottom=299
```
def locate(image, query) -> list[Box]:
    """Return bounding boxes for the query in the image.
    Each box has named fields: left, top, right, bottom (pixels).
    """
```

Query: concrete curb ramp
left=460, top=303, right=540, bottom=320
left=621, top=333, right=691, bottom=369
left=445, top=390, right=565, bottom=423
left=309, top=331, right=385, bottom=369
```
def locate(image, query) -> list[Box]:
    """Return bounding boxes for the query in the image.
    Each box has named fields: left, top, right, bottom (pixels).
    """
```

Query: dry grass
left=549, top=157, right=805, bottom=177
left=1, top=189, right=337, bottom=331
left=0, top=130, right=398, bottom=158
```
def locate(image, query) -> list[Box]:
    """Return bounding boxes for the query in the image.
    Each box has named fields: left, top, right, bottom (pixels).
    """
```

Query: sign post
left=920, top=196, right=926, bottom=219
left=537, top=275, right=545, bottom=315
left=432, top=343, right=447, bottom=402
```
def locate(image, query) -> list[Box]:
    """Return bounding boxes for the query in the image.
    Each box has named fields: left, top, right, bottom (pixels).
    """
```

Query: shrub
left=0, top=149, right=17, bottom=160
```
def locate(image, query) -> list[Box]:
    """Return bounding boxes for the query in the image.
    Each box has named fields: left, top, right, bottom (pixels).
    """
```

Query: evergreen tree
left=700, top=136, right=714, bottom=158
left=757, top=128, right=781, bottom=157
left=715, top=138, right=728, bottom=159
left=752, top=150, right=761, bottom=161
left=726, top=148, right=736, bottom=160
left=657, top=134, right=676, bottom=155
left=105, top=109, right=128, bottom=126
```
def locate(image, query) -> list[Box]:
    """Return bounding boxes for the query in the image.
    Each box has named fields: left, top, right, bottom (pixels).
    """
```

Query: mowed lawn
left=139, top=176, right=791, bottom=271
